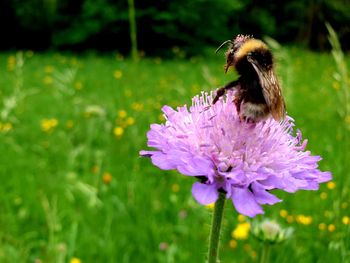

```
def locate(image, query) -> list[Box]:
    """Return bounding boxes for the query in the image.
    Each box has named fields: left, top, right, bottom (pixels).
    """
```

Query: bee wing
left=248, top=57, right=285, bottom=120
left=259, top=69, right=286, bottom=120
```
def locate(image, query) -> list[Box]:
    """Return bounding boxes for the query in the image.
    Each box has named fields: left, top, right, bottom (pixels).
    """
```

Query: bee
left=213, top=35, right=286, bottom=122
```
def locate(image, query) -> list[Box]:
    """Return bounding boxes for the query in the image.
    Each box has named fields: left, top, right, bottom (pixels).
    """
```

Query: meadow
left=0, top=45, right=349, bottom=263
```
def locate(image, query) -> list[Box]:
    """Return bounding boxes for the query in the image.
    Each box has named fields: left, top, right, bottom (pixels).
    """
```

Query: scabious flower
left=140, top=91, right=331, bottom=217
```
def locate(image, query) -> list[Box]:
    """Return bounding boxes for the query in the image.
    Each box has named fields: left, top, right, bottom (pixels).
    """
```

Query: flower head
left=251, top=219, right=293, bottom=244
left=140, top=91, right=331, bottom=217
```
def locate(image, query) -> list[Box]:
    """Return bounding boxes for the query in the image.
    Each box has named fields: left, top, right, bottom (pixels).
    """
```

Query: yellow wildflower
left=296, top=215, right=312, bottom=225
left=91, top=165, right=100, bottom=174
left=332, top=82, right=340, bottom=90
left=171, top=184, right=180, bottom=193
left=43, top=76, right=53, bottom=85
left=44, top=66, right=54, bottom=73
left=70, top=258, right=81, bottom=263
left=66, top=120, right=74, bottom=129
left=279, top=209, right=288, bottom=218
left=286, top=215, right=294, bottom=223
left=114, top=70, right=123, bottom=79
left=229, top=239, right=237, bottom=249
left=113, top=126, right=124, bottom=137
left=118, top=110, right=127, bottom=118
left=131, top=102, right=144, bottom=111
left=74, top=82, right=83, bottom=90
left=320, top=192, right=327, bottom=200
left=342, top=216, right=350, bottom=225
left=341, top=202, right=348, bottom=209
left=126, top=117, right=135, bottom=126
left=41, top=119, right=58, bottom=133
left=237, top=214, right=246, bottom=222
left=328, top=224, right=335, bottom=232
left=7, top=55, right=16, bottom=71
left=0, top=122, right=13, bottom=133
left=103, top=172, right=112, bottom=185
left=327, top=181, right=336, bottom=190
left=232, top=222, right=250, bottom=240
left=324, top=210, right=332, bottom=218
left=318, top=223, right=326, bottom=231
left=205, top=203, right=215, bottom=210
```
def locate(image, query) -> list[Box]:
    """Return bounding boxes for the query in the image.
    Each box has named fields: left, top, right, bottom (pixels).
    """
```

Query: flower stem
left=207, top=192, right=226, bottom=263
left=260, top=242, right=271, bottom=263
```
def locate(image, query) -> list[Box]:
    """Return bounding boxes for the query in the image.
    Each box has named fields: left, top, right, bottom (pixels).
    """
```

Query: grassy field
left=0, top=46, right=349, bottom=263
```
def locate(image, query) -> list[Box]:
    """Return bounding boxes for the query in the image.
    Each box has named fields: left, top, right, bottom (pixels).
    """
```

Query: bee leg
left=212, top=80, right=239, bottom=104
left=233, top=96, right=243, bottom=114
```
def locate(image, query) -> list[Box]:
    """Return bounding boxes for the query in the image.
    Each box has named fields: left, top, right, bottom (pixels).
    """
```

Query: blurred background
left=0, top=0, right=350, bottom=263
left=0, top=0, right=349, bottom=54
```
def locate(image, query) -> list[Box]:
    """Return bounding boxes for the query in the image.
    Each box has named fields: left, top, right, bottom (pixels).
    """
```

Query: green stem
left=207, top=192, right=226, bottom=263
left=260, top=242, right=271, bottom=263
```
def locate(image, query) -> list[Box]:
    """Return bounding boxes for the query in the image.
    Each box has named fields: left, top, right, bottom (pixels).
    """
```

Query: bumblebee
left=213, top=35, right=286, bottom=122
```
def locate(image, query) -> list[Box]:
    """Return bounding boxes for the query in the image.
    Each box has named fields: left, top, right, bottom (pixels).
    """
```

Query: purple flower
left=140, top=91, right=331, bottom=217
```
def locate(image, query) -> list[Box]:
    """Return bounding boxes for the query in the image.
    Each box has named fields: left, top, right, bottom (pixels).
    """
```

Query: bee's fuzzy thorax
left=234, top=39, right=268, bottom=62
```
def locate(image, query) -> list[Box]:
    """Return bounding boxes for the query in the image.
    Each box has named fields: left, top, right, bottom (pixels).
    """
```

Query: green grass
left=0, top=48, right=349, bottom=263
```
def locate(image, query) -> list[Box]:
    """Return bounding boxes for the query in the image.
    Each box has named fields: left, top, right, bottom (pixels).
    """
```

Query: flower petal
left=231, top=187, right=264, bottom=217
left=251, top=182, right=281, bottom=205
left=192, top=182, right=218, bottom=205
left=177, top=156, right=214, bottom=177
left=150, top=152, right=177, bottom=170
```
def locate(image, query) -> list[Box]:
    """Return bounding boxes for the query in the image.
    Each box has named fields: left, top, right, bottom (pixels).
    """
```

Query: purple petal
left=251, top=182, right=281, bottom=205
left=317, top=171, right=332, bottom=183
left=231, top=187, right=264, bottom=217
left=150, top=152, right=177, bottom=170
left=192, top=182, right=218, bottom=205
left=177, top=156, right=214, bottom=177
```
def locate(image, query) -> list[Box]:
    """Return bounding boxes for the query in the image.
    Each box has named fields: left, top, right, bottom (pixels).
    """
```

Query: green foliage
left=4, top=0, right=350, bottom=53
left=0, top=47, right=349, bottom=262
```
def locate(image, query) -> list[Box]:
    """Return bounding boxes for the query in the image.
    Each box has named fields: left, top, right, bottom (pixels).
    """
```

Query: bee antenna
left=215, top=40, right=232, bottom=54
